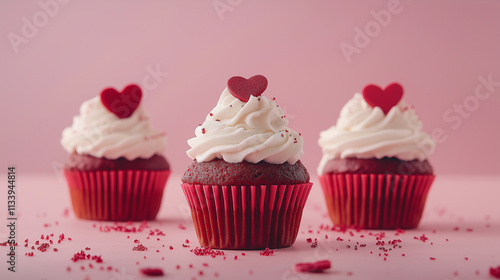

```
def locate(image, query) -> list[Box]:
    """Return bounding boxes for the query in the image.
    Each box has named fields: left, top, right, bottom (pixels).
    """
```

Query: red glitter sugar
left=203, top=263, right=209, bottom=267
left=53, top=248, right=59, bottom=252
left=169, top=246, right=174, bottom=250
left=295, top=260, right=331, bottom=273
left=178, top=224, right=187, bottom=230
left=85, top=247, right=91, bottom=250
left=190, top=247, right=225, bottom=258
left=140, top=268, right=164, bottom=276
left=182, top=244, right=190, bottom=247
left=133, top=244, right=148, bottom=251
left=37, top=243, right=50, bottom=252
left=134, top=239, right=140, bottom=243
left=25, top=252, right=34, bottom=257
left=185, top=239, right=190, bottom=243
left=234, top=255, right=238, bottom=260
left=306, top=238, right=312, bottom=243
left=176, top=265, right=180, bottom=270
left=490, top=266, right=500, bottom=279
left=430, top=257, right=436, bottom=260
left=199, top=270, right=204, bottom=276
left=260, top=248, right=275, bottom=256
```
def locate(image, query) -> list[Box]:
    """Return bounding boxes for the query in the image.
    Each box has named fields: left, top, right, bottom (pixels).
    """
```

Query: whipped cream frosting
left=317, top=93, right=435, bottom=174
left=186, top=88, right=303, bottom=164
left=61, top=96, right=166, bottom=160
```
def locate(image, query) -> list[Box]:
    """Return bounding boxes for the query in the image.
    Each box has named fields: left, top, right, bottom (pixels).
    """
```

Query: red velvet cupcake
left=317, top=83, right=436, bottom=229
left=61, top=84, right=170, bottom=221
left=181, top=75, right=312, bottom=249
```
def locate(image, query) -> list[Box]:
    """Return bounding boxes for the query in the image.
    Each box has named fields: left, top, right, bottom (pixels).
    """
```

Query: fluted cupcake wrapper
left=181, top=183, right=313, bottom=250
left=319, top=173, right=435, bottom=229
left=64, top=169, right=170, bottom=221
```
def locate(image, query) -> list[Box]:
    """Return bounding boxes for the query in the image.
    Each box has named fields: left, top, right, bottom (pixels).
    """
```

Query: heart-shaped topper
left=227, top=75, right=268, bottom=102
left=362, top=83, right=403, bottom=114
left=100, top=84, right=142, bottom=119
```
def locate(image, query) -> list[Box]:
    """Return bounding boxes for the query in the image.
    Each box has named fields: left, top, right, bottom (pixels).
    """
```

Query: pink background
left=1, top=0, right=499, bottom=176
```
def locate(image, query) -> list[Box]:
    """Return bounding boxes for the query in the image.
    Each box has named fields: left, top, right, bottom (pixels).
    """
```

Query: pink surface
left=0, top=1, right=500, bottom=175
left=0, top=174, right=499, bottom=280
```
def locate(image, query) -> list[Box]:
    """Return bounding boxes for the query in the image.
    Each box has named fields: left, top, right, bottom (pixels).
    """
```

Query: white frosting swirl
left=186, top=88, right=303, bottom=164
left=317, top=93, right=435, bottom=174
left=61, top=96, right=166, bottom=160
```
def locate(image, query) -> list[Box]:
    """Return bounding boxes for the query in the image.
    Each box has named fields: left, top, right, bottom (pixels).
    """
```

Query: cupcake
left=61, top=84, right=170, bottom=221
left=317, top=83, right=435, bottom=229
left=181, top=75, right=312, bottom=249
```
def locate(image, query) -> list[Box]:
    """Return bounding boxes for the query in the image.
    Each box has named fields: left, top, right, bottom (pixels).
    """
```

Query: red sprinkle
left=490, top=266, right=500, bottom=279
left=190, top=247, right=225, bottom=258
left=140, top=268, right=164, bottom=276
left=295, top=260, right=331, bottom=273
left=133, top=244, right=148, bottom=251
left=37, top=243, right=50, bottom=252
left=260, top=248, right=275, bottom=256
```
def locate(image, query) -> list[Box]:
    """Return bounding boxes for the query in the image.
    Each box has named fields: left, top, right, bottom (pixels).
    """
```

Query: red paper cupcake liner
left=181, top=183, right=313, bottom=249
left=319, top=173, right=435, bottom=229
left=64, top=169, right=170, bottom=221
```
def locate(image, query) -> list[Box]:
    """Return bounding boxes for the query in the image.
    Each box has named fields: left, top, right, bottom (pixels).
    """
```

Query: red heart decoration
left=100, top=84, right=142, bottom=118
left=227, top=75, right=268, bottom=102
left=362, top=83, right=404, bottom=114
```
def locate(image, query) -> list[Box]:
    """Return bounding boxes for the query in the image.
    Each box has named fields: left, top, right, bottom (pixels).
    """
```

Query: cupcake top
left=317, top=83, right=435, bottom=174
left=186, top=75, right=304, bottom=165
left=61, top=84, right=166, bottom=161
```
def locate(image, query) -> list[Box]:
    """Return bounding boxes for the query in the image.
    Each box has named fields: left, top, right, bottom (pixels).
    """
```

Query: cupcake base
left=181, top=183, right=313, bottom=249
left=64, top=169, right=170, bottom=221
left=319, top=173, right=435, bottom=229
